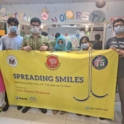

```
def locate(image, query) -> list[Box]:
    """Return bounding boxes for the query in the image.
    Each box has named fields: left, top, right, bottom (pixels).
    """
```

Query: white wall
left=1, top=2, right=124, bottom=41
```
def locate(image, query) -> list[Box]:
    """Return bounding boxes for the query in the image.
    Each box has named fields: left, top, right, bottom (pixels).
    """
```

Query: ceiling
left=0, top=0, right=124, bottom=5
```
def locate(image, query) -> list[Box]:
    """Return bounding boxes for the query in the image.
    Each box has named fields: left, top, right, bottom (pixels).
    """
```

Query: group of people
left=0, top=17, right=124, bottom=124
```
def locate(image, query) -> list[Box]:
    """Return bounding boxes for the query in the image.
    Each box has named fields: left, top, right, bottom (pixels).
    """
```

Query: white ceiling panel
left=0, top=0, right=124, bottom=5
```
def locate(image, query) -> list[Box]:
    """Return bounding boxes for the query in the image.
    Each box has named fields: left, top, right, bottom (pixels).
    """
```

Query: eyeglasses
left=9, top=24, right=17, bottom=26
left=114, top=24, right=124, bottom=27
left=31, top=24, right=40, bottom=27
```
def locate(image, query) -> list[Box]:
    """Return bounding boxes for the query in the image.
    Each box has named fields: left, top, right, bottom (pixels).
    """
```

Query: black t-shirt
left=105, top=37, right=124, bottom=78
left=93, top=41, right=102, bottom=50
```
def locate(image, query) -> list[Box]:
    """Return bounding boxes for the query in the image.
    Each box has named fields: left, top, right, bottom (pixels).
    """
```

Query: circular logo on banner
left=7, top=55, right=18, bottom=67
left=45, top=55, right=60, bottom=70
left=41, top=12, right=49, bottom=21
left=92, top=55, right=108, bottom=70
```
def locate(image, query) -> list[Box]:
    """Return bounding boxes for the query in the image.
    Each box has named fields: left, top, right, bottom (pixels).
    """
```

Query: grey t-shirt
left=93, top=41, right=102, bottom=50
left=105, top=37, right=124, bottom=78
left=1, top=34, right=23, bottom=50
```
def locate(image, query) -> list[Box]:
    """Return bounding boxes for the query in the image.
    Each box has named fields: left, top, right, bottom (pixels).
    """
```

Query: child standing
left=53, top=36, right=66, bottom=115
left=54, top=36, right=67, bottom=51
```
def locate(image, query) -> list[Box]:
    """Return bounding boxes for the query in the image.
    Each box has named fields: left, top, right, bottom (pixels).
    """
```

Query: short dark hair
left=30, top=17, right=41, bottom=25
left=41, top=32, right=48, bottom=36
left=7, top=17, right=19, bottom=25
left=80, top=36, right=89, bottom=46
left=55, top=33, right=60, bottom=39
left=95, top=34, right=100, bottom=41
left=113, top=18, right=124, bottom=27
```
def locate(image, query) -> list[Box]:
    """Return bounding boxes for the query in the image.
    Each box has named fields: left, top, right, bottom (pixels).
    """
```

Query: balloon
left=96, top=0, right=106, bottom=8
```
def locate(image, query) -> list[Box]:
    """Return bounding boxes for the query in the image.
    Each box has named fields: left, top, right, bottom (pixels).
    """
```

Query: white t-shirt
left=1, top=34, right=23, bottom=50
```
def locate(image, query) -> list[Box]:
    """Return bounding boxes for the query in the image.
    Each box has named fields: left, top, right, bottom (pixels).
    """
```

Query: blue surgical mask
left=9, top=26, right=17, bottom=32
left=114, top=26, right=124, bottom=34
left=81, top=43, right=89, bottom=50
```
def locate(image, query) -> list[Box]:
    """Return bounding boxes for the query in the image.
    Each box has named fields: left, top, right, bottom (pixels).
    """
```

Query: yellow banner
left=0, top=51, right=5, bottom=69
left=0, top=50, right=118, bottom=119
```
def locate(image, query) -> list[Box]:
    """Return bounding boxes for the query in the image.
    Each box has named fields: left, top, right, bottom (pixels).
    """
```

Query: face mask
left=9, top=26, right=17, bottom=32
left=31, top=27, right=40, bottom=34
left=81, top=43, right=89, bottom=50
left=114, top=26, right=124, bottom=34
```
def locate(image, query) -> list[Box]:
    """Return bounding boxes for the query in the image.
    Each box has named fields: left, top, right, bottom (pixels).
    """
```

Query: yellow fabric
left=0, top=30, right=5, bottom=36
left=0, top=50, right=118, bottom=119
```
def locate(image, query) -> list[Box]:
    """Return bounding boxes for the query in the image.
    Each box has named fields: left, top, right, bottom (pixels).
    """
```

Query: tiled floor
left=0, top=102, right=122, bottom=124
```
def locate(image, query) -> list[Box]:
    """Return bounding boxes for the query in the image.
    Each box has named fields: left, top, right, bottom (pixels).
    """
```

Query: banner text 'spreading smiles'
left=13, top=74, right=84, bottom=83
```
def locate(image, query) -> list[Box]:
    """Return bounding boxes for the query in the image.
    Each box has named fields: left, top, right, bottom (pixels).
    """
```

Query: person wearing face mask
left=104, top=18, right=124, bottom=124
left=79, top=36, right=91, bottom=51
left=1, top=17, right=23, bottom=112
left=54, top=36, right=67, bottom=51
left=53, top=36, right=66, bottom=115
left=1, top=17, right=23, bottom=50
left=20, top=17, right=53, bottom=51
left=76, top=36, right=91, bottom=117
left=20, top=17, right=53, bottom=114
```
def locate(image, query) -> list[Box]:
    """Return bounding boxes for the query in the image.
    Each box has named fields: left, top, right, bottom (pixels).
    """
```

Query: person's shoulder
left=1, top=34, right=8, bottom=40
left=41, top=35, right=49, bottom=41
left=23, top=34, right=31, bottom=40
left=107, top=37, right=115, bottom=42
left=17, top=35, right=23, bottom=40
left=51, top=38, right=56, bottom=42
left=41, top=35, right=48, bottom=39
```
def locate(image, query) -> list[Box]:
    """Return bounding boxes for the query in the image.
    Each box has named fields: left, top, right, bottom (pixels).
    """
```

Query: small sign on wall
left=89, top=10, right=106, bottom=23
left=0, top=30, right=5, bottom=36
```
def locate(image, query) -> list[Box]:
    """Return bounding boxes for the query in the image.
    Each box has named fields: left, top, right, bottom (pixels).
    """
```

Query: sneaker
left=99, top=118, right=106, bottom=120
left=22, top=107, right=31, bottom=113
left=39, top=108, right=47, bottom=114
left=2, top=103, right=9, bottom=112
left=17, top=106, right=23, bottom=110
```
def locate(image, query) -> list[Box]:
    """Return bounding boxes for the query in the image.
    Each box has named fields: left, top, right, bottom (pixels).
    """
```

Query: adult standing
left=20, top=17, right=53, bottom=113
left=105, top=18, right=124, bottom=124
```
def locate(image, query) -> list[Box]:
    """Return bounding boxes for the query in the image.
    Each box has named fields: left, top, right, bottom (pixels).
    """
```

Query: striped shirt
left=20, top=34, right=53, bottom=50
